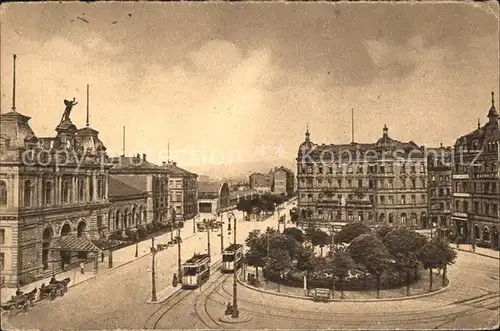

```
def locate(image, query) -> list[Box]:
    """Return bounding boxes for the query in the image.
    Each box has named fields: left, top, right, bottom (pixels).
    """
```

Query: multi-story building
left=249, top=172, right=271, bottom=193
left=452, top=92, right=499, bottom=249
left=270, top=166, right=295, bottom=196
left=161, top=161, right=198, bottom=221
left=109, top=154, right=169, bottom=226
left=296, top=126, right=428, bottom=229
left=0, top=90, right=113, bottom=286
left=427, top=144, right=453, bottom=230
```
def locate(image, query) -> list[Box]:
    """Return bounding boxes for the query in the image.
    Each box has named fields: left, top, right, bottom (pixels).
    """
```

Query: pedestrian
left=101, top=252, right=104, bottom=262
left=80, top=262, right=85, bottom=274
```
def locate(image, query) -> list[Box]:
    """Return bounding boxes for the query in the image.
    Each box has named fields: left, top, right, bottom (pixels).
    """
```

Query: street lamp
left=193, top=214, right=197, bottom=234
left=150, top=237, right=157, bottom=302
left=177, top=226, right=182, bottom=284
left=227, top=211, right=240, bottom=319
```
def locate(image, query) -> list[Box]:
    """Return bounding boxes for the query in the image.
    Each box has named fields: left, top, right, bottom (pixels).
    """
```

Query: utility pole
left=193, top=214, right=196, bottom=233
left=177, top=227, right=182, bottom=283
left=220, top=221, right=224, bottom=253
left=206, top=219, right=211, bottom=274
left=151, top=237, right=157, bottom=302
left=231, top=212, right=239, bottom=318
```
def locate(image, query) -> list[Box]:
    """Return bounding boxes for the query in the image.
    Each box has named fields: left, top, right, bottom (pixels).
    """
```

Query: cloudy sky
left=1, top=2, right=498, bottom=168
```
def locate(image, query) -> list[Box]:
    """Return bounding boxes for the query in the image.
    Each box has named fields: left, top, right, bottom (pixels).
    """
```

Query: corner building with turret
left=296, top=126, right=428, bottom=229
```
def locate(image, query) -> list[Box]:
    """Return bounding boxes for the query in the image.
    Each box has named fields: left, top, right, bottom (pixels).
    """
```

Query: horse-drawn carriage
left=1, top=288, right=37, bottom=317
left=39, top=277, right=71, bottom=301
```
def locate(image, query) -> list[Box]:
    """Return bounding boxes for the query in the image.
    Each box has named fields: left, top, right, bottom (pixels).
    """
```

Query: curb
left=457, top=249, right=499, bottom=260
left=219, top=315, right=252, bottom=324
left=237, top=276, right=451, bottom=303
left=63, top=232, right=200, bottom=291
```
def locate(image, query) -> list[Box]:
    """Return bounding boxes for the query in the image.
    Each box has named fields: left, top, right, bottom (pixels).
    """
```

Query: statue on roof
left=60, top=98, right=78, bottom=124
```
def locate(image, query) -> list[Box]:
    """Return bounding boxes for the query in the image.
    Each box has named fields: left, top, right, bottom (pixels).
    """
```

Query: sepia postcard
left=0, top=1, right=499, bottom=330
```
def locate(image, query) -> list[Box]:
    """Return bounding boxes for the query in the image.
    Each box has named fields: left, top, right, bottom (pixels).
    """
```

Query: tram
left=181, top=253, right=210, bottom=289
left=221, top=244, right=243, bottom=273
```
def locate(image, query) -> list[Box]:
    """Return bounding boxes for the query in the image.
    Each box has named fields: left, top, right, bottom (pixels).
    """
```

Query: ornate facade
left=0, top=99, right=111, bottom=287
left=296, top=126, right=428, bottom=229
left=452, top=92, right=499, bottom=249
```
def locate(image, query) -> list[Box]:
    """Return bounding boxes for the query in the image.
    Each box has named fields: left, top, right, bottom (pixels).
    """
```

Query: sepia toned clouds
left=1, top=2, right=498, bottom=168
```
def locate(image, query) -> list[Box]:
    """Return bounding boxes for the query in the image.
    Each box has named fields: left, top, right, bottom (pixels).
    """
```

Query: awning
left=49, top=236, right=126, bottom=252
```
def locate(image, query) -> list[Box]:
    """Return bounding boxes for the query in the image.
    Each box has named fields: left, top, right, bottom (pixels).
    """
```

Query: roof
left=49, top=236, right=126, bottom=252
left=161, top=162, right=197, bottom=177
left=298, top=126, right=424, bottom=159
left=109, top=155, right=164, bottom=173
left=224, top=244, right=243, bottom=252
left=109, top=174, right=149, bottom=193
left=184, top=253, right=210, bottom=265
left=108, top=176, right=148, bottom=198
left=198, top=181, right=223, bottom=194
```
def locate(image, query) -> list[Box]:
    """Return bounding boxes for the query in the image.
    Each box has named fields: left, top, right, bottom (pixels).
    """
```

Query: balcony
left=453, top=192, right=471, bottom=198
left=452, top=174, right=469, bottom=180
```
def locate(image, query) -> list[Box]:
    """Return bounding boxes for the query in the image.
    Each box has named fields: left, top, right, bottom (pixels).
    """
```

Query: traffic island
left=238, top=267, right=450, bottom=302
left=219, top=315, right=252, bottom=324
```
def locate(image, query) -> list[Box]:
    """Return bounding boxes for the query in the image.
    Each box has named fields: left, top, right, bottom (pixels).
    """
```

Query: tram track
left=193, top=272, right=230, bottom=329
left=142, top=260, right=224, bottom=329
left=203, top=278, right=499, bottom=328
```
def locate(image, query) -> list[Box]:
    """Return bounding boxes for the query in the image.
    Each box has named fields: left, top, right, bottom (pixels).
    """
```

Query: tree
left=383, top=228, right=427, bottom=294
left=418, top=239, right=443, bottom=292
left=283, top=227, right=304, bottom=243
left=265, top=250, right=293, bottom=292
left=376, top=225, right=393, bottom=239
left=236, top=198, right=252, bottom=219
left=311, top=229, right=330, bottom=256
left=335, top=223, right=371, bottom=244
left=295, top=246, right=316, bottom=291
left=431, top=238, right=457, bottom=286
left=348, top=233, right=391, bottom=298
left=245, top=230, right=266, bottom=279
left=331, top=251, right=356, bottom=299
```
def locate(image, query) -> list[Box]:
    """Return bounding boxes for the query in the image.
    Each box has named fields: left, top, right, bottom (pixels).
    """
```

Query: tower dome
left=376, top=124, right=395, bottom=148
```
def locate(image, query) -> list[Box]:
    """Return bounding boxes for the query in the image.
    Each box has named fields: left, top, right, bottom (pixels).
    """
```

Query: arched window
left=63, top=181, right=70, bottom=204
left=388, top=213, right=394, bottom=224
left=89, top=176, right=94, bottom=201
left=108, top=210, right=112, bottom=230
left=358, top=211, right=363, bottom=222
left=483, top=227, right=490, bottom=241
left=474, top=225, right=480, bottom=239
left=400, top=213, right=407, bottom=224
left=131, top=206, right=136, bottom=225
left=0, top=180, right=7, bottom=206
left=43, top=180, right=52, bottom=205
left=24, top=180, right=32, bottom=207
left=97, top=178, right=103, bottom=199
left=115, top=210, right=121, bottom=230
left=410, top=212, right=417, bottom=225
left=379, top=213, right=385, bottom=223
left=77, top=221, right=87, bottom=238
left=123, top=210, right=129, bottom=229
left=61, top=223, right=71, bottom=236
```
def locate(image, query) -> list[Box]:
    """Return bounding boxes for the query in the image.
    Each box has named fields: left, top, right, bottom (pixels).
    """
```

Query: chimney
left=142, top=153, right=146, bottom=161
left=173, top=162, right=177, bottom=166
left=162, top=161, right=166, bottom=166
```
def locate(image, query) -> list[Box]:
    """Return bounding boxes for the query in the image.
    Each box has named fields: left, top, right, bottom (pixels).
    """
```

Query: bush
left=137, top=226, right=147, bottom=239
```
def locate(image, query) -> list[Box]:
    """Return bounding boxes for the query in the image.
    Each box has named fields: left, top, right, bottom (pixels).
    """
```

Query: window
left=387, top=163, right=393, bottom=173
left=369, top=180, right=375, bottom=189
left=318, top=165, right=323, bottom=174
left=328, top=165, right=333, bottom=174
left=63, top=181, right=70, bottom=203
left=380, top=196, right=386, bottom=204
left=337, top=179, right=342, bottom=188
left=401, top=213, right=408, bottom=224
left=0, top=229, right=4, bottom=244
left=0, top=253, right=4, bottom=271
left=388, top=179, right=393, bottom=189
left=474, top=201, right=480, bottom=213
left=420, top=163, right=425, bottom=173
left=357, top=164, right=363, bottom=174
left=379, top=164, right=385, bottom=173
left=401, top=195, right=406, bottom=204
left=388, top=196, right=393, bottom=205
left=43, top=180, right=52, bottom=205
left=400, top=178, right=406, bottom=189
left=422, top=194, right=426, bottom=203
left=89, top=177, right=94, bottom=201
left=347, top=179, right=352, bottom=187
left=358, top=179, right=363, bottom=188
left=411, top=194, right=416, bottom=204
left=347, top=164, right=353, bottom=174
left=411, top=179, right=416, bottom=189
left=410, top=164, right=416, bottom=173
left=0, top=181, right=6, bottom=206
left=439, top=188, right=444, bottom=197
left=78, top=178, right=85, bottom=201
left=176, top=193, right=182, bottom=202
left=24, top=180, right=32, bottom=207
left=455, top=182, right=460, bottom=192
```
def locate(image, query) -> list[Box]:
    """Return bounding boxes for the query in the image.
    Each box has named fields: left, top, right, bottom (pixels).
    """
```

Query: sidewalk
left=456, top=244, right=500, bottom=260
left=0, top=221, right=199, bottom=303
